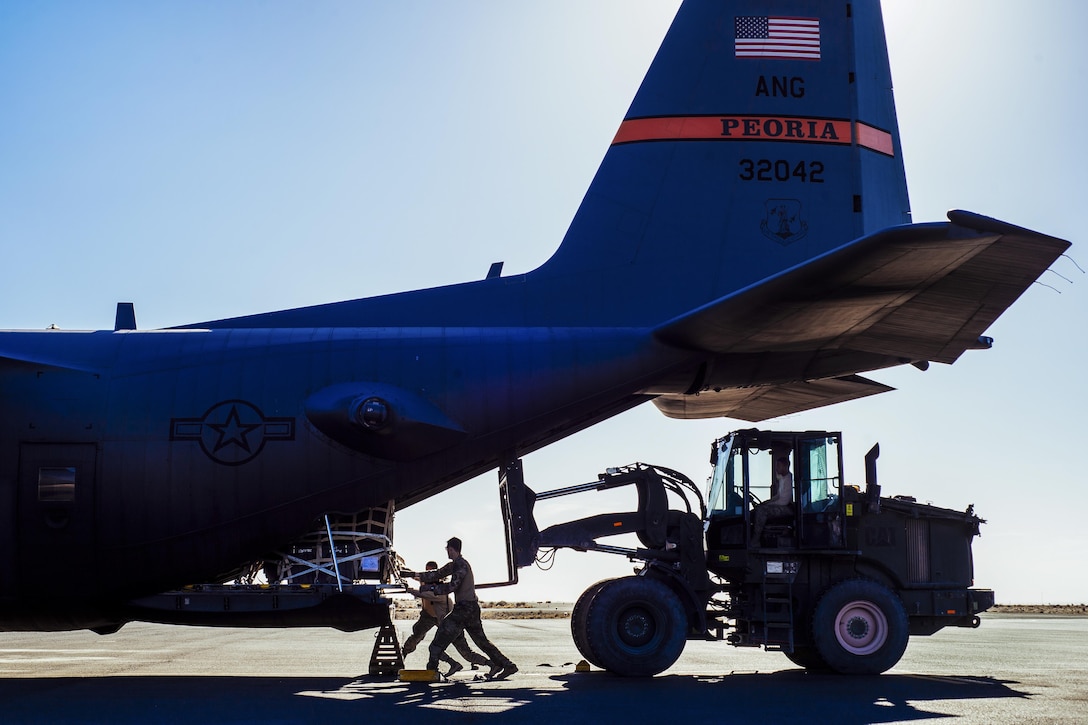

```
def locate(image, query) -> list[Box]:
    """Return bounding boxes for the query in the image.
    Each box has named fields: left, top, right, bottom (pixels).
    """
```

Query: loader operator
left=406, top=537, right=518, bottom=680
left=402, top=560, right=490, bottom=676
left=751, top=455, right=794, bottom=544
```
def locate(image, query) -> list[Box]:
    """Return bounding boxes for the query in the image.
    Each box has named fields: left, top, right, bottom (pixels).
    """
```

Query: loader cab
left=705, top=429, right=845, bottom=556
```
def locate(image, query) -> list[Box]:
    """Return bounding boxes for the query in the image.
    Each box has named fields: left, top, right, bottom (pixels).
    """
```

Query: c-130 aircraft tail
left=186, top=0, right=1065, bottom=421
left=0, top=0, right=1069, bottom=637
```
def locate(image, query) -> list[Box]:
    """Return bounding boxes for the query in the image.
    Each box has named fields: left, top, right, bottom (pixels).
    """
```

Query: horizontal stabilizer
left=653, top=375, right=894, bottom=422
left=654, top=211, right=1071, bottom=365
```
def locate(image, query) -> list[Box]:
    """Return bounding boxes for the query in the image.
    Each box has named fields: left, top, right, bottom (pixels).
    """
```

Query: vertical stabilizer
left=536, top=0, right=910, bottom=323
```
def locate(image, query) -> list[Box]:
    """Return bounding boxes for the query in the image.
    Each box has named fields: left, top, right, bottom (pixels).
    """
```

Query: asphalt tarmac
left=0, top=614, right=1084, bottom=723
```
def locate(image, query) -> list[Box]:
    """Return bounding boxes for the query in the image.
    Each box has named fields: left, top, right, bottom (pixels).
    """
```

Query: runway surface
left=0, top=614, right=1084, bottom=723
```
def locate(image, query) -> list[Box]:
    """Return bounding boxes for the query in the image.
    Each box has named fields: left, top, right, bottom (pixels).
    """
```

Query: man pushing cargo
left=404, top=537, right=518, bottom=679
left=402, top=560, right=490, bottom=676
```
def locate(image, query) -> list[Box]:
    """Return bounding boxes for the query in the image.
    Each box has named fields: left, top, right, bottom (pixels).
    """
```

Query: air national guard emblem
left=760, top=198, right=808, bottom=246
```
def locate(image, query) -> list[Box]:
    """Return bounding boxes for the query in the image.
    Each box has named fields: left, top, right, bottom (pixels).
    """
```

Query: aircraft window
left=38, top=467, right=76, bottom=503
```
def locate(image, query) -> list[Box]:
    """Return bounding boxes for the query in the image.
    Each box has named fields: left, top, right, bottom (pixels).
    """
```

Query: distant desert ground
left=392, top=600, right=572, bottom=620
left=989, top=604, right=1087, bottom=615
left=392, top=600, right=1086, bottom=619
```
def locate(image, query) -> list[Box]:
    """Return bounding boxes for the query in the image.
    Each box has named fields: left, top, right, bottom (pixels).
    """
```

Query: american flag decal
left=735, top=16, right=821, bottom=60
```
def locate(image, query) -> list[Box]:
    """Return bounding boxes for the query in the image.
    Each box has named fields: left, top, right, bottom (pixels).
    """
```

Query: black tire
left=583, top=576, right=687, bottom=677
left=571, top=578, right=614, bottom=668
left=783, top=646, right=831, bottom=671
left=811, top=579, right=909, bottom=675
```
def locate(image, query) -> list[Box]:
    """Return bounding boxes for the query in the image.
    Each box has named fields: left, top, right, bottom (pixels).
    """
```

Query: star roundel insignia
left=170, top=399, right=295, bottom=466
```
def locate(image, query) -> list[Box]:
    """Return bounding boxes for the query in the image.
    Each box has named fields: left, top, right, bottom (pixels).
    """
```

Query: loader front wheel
left=571, top=578, right=613, bottom=668
left=583, top=576, right=687, bottom=677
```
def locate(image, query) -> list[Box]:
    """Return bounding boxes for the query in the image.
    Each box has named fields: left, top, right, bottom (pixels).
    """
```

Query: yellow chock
left=575, top=660, right=591, bottom=673
left=399, top=669, right=440, bottom=682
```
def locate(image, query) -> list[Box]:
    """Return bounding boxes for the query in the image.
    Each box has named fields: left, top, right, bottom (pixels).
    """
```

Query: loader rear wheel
left=571, top=578, right=614, bottom=668
left=783, top=646, right=831, bottom=671
left=583, top=576, right=687, bottom=677
left=811, top=579, right=908, bottom=675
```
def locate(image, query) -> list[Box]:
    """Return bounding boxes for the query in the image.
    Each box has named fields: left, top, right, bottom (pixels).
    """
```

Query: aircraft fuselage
left=0, top=325, right=692, bottom=625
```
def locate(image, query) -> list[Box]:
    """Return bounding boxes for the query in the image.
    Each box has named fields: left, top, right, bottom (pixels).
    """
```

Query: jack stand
left=368, top=622, right=404, bottom=677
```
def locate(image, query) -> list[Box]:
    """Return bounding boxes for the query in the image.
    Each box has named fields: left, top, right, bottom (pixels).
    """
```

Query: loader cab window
left=747, top=448, right=776, bottom=506
left=798, top=435, right=841, bottom=513
left=800, top=431, right=839, bottom=511
left=707, top=435, right=745, bottom=516
left=794, top=434, right=844, bottom=548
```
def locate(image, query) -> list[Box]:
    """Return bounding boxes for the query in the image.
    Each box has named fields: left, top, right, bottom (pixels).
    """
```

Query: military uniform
left=419, top=553, right=516, bottom=676
left=752, top=467, right=794, bottom=544
left=401, top=584, right=490, bottom=669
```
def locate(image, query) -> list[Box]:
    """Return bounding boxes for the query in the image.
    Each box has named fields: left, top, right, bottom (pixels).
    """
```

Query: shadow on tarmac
left=0, top=669, right=1029, bottom=724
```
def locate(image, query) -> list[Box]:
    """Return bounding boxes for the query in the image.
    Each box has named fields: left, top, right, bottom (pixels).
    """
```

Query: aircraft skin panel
left=0, top=331, right=121, bottom=372
left=0, top=1, right=1073, bottom=631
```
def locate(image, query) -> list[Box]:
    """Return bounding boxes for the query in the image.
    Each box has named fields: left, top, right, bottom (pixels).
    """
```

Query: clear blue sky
left=2, top=1, right=1085, bottom=604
